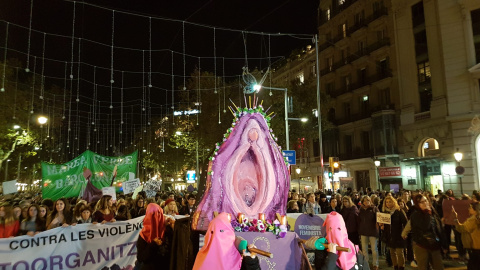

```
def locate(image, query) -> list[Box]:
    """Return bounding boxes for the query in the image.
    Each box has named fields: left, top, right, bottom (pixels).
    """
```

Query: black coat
left=381, top=209, right=407, bottom=248
left=136, top=226, right=173, bottom=270
left=340, top=206, right=359, bottom=233
left=358, top=206, right=378, bottom=237
left=410, top=210, right=444, bottom=250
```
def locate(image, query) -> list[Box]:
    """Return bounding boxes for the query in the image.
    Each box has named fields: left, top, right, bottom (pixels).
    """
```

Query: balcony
left=326, top=70, right=392, bottom=98
left=365, top=7, right=388, bottom=25
left=367, top=38, right=390, bottom=54
left=319, top=0, right=360, bottom=27
left=347, top=20, right=367, bottom=36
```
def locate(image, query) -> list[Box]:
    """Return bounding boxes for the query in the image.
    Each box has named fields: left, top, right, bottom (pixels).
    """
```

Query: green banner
left=41, top=150, right=138, bottom=200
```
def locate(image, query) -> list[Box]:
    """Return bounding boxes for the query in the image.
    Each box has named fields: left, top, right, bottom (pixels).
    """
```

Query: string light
left=70, top=1, right=76, bottom=78
left=39, top=32, right=45, bottom=101
left=0, top=22, right=8, bottom=92
left=25, top=0, right=33, bottom=72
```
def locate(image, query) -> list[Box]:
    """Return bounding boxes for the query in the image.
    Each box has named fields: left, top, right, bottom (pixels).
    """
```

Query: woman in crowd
left=339, top=196, right=360, bottom=245
left=410, top=194, right=444, bottom=270
left=12, top=205, right=22, bottom=220
left=163, top=199, right=179, bottom=216
left=92, top=195, right=116, bottom=223
left=287, top=200, right=300, bottom=213
left=324, top=197, right=338, bottom=213
left=46, top=198, right=73, bottom=229
left=136, top=203, right=174, bottom=270
left=116, top=205, right=132, bottom=221
left=303, top=192, right=321, bottom=214
left=358, top=195, right=379, bottom=270
left=380, top=195, right=407, bottom=270
left=318, top=194, right=330, bottom=213
left=76, top=205, right=93, bottom=224
left=0, top=203, right=20, bottom=238
left=19, top=204, right=45, bottom=236
left=72, top=200, right=88, bottom=222
left=38, top=205, right=48, bottom=229
left=130, top=196, right=146, bottom=218
left=452, top=201, right=480, bottom=270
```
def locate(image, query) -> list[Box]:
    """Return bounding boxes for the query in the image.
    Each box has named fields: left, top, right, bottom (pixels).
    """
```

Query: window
left=362, top=131, right=370, bottom=152
left=358, top=41, right=365, bottom=54
left=327, top=57, right=333, bottom=71
left=342, top=23, right=347, bottom=38
left=327, top=9, right=331, bottom=21
left=417, top=61, right=431, bottom=83
left=342, top=75, right=351, bottom=90
left=377, top=29, right=386, bottom=41
left=378, top=58, right=389, bottom=76
left=345, top=135, right=353, bottom=153
left=344, top=102, right=351, bottom=119
left=379, top=88, right=391, bottom=106
left=326, top=82, right=335, bottom=95
left=361, top=95, right=369, bottom=115
left=411, top=1, right=425, bottom=28
left=471, top=9, right=480, bottom=63
left=421, top=138, right=439, bottom=157
left=297, top=73, right=305, bottom=84
left=339, top=0, right=346, bottom=5
left=359, top=68, right=367, bottom=85
left=354, top=11, right=365, bottom=24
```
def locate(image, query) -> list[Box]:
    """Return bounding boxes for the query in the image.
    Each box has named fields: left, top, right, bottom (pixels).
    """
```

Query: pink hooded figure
left=323, top=212, right=358, bottom=270
left=193, top=213, right=242, bottom=270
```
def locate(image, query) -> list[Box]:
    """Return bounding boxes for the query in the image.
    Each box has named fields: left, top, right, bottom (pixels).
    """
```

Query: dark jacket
left=358, top=206, right=379, bottom=237
left=410, top=209, right=444, bottom=250
left=381, top=209, right=407, bottom=248
left=136, top=226, right=173, bottom=270
left=340, top=206, right=359, bottom=233
left=320, top=249, right=370, bottom=270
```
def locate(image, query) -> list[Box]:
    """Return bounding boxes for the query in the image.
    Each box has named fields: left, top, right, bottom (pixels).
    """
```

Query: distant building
left=273, top=0, right=480, bottom=195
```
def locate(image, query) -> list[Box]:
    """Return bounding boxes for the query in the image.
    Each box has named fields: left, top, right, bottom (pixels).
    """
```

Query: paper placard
left=102, top=186, right=117, bottom=202
left=132, top=185, right=143, bottom=200
left=377, top=212, right=391, bottom=224
left=442, top=199, right=473, bottom=225
left=2, top=180, right=17, bottom=195
left=123, top=178, right=141, bottom=194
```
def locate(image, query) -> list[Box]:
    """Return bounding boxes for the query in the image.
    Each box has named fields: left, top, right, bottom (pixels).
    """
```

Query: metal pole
left=285, top=89, right=289, bottom=150
left=196, top=138, right=199, bottom=187
left=315, top=34, right=324, bottom=191
left=16, top=155, right=21, bottom=180
left=4, top=161, right=9, bottom=182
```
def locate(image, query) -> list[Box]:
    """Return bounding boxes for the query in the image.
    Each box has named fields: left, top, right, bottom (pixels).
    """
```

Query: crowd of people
left=287, top=188, right=480, bottom=270
left=0, top=190, right=197, bottom=238
left=0, top=187, right=479, bottom=270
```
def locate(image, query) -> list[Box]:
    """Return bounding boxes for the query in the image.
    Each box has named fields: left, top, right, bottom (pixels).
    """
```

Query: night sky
left=0, top=0, right=318, bottom=158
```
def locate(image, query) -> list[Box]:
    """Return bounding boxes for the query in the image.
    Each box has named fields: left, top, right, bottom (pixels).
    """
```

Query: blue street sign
left=282, top=150, right=296, bottom=165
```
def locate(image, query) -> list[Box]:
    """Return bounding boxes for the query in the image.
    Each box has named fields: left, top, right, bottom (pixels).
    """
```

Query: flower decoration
left=231, top=215, right=287, bottom=238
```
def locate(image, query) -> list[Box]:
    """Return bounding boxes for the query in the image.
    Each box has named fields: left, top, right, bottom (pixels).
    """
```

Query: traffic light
left=328, top=171, right=333, bottom=178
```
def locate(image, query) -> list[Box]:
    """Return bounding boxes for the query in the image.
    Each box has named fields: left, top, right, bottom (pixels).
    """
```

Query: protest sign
left=2, top=180, right=17, bottom=195
left=132, top=185, right=143, bottom=200
left=442, top=199, right=473, bottom=225
left=294, top=214, right=325, bottom=241
left=102, top=187, right=117, bottom=202
left=123, top=178, right=141, bottom=195
left=0, top=216, right=144, bottom=270
left=376, top=212, right=391, bottom=224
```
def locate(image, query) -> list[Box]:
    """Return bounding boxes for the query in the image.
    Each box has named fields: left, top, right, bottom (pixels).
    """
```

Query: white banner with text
left=0, top=216, right=144, bottom=270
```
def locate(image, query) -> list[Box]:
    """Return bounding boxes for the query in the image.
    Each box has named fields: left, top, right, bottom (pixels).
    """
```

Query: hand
left=71, top=223, right=77, bottom=226
left=92, top=222, right=98, bottom=224
left=61, top=223, right=69, bottom=228
left=327, top=243, right=338, bottom=254
left=26, top=231, right=35, bottom=237
left=101, top=220, right=108, bottom=224
left=379, top=223, right=384, bottom=230
left=110, top=219, right=116, bottom=222
left=402, top=235, right=407, bottom=240
left=451, top=207, right=458, bottom=219
left=247, top=244, right=257, bottom=258
left=153, top=238, right=162, bottom=245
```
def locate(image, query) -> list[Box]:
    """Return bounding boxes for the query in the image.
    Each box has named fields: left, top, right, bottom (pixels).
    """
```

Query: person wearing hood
left=192, top=212, right=260, bottom=270
left=304, top=211, right=366, bottom=270
left=136, top=203, right=174, bottom=270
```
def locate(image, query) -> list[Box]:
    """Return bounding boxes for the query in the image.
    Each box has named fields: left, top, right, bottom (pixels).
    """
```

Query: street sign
left=186, top=170, right=196, bottom=183
left=282, top=150, right=296, bottom=165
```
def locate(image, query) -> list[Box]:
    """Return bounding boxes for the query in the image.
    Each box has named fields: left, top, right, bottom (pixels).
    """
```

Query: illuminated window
left=420, top=138, right=439, bottom=157
left=342, top=23, right=347, bottom=38
left=297, top=73, right=305, bottom=84
left=327, top=9, right=331, bottom=21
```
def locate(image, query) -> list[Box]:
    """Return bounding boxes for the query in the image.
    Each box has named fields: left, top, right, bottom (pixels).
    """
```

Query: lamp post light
left=454, top=148, right=464, bottom=194
left=37, top=116, right=48, bottom=125
left=254, top=84, right=290, bottom=150
left=296, top=167, right=301, bottom=193
left=13, top=125, right=20, bottom=130
left=374, top=160, right=381, bottom=191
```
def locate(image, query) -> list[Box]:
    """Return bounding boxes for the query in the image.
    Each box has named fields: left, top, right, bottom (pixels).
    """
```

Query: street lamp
left=13, top=125, right=20, bottom=130
left=254, top=84, right=290, bottom=150
left=374, top=160, right=381, bottom=191
left=454, top=148, right=464, bottom=194
left=296, top=168, right=301, bottom=192
left=37, top=116, right=48, bottom=125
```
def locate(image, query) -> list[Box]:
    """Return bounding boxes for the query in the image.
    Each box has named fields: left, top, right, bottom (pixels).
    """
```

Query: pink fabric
left=323, top=212, right=357, bottom=270
left=193, top=213, right=242, bottom=270
left=140, top=204, right=165, bottom=243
